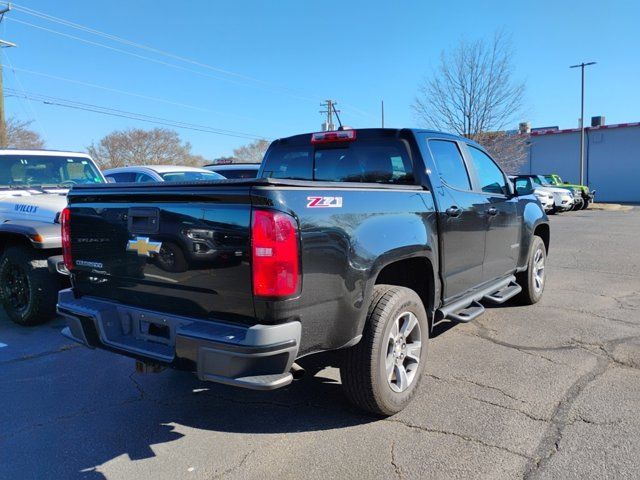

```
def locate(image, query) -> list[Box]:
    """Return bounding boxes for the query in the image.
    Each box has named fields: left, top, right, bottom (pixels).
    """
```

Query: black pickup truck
left=58, top=128, right=549, bottom=415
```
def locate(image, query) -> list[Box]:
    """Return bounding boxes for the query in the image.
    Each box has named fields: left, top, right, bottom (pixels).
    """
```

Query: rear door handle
left=487, top=207, right=498, bottom=216
left=446, top=206, right=462, bottom=218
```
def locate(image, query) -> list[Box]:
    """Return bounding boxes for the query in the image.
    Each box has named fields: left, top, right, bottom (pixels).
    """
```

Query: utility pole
left=381, top=100, right=384, bottom=128
left=0, top=4, right=16, bottom=147
left=320, top=100, right=339, bottom=131
left=569, top=61, right=596, bottom=185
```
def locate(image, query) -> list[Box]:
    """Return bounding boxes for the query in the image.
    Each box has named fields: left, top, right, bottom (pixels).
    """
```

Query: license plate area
left=95, top=306, right=193, bottom=361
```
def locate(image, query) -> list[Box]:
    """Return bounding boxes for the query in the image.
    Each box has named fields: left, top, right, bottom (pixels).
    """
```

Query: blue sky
left=2, top=0, right=638, bottom=160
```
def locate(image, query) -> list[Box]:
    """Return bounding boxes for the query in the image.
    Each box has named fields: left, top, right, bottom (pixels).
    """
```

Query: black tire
left=155, top=241, right=188, bottom=273
left=340, top=285, right=429, bottom=416
left=515, top=236, right=546, bottom=305
left=0, top=245, right=59, bottom=326
left=582, top=199, right=590, bottom=210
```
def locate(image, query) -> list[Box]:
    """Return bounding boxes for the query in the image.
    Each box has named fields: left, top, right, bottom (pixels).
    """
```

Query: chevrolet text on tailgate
left=58, top=128, right=550, bottom=415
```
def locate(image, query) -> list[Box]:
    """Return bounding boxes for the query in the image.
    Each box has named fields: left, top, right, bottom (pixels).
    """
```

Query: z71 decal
left=306, top=196, right=343, bottom=208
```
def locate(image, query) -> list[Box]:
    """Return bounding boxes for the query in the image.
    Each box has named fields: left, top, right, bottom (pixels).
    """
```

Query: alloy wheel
left=385, top=311, right=422, bottom=393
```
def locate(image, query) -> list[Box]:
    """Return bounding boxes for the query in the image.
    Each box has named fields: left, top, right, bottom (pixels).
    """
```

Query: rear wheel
left=0, top=246, right=59, bottom=326
left=515, top=236, right=546, bottom=305
left=340, top=285, right=429, bottom=416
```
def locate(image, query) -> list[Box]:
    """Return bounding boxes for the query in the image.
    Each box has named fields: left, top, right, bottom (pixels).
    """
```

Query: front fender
left=517, top=200, right=549, bottom=270
left=0, top=220, right=62, bottom=249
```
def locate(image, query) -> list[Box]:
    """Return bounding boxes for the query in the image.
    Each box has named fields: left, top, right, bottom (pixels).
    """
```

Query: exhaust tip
left=290, top=362, right=305, bottom=380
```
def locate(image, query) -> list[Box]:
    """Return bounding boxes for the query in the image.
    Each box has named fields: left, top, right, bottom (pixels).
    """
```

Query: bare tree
left=231, top=139, right=269, bottom=164
left=413, top=31, right=525, bottom=137
left=87, top=128, right=206, bottom=169
left=475, top=131, right=529, bottom=174
left=4, top=118, right=45, bottom=149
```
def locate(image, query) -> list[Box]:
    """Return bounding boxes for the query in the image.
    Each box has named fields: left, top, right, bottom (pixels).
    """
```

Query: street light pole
left=569, top=61, right=596, bottom=185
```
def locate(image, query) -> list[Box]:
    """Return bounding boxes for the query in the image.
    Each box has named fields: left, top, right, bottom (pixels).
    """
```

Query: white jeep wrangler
left=0, top=149, right=105, bottom=325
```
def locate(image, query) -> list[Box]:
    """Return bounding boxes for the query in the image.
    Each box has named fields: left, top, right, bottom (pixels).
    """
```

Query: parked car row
left=511, top=174, right=595, bottom=214
left=102, top=163, right=260, bottom=183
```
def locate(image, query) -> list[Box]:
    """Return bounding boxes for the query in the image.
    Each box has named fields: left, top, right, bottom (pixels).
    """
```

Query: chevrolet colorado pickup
left=58, top=128, right=550, bottom=415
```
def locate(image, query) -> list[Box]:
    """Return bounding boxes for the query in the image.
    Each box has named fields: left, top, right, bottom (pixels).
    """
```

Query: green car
left=544, top=174, right=595, bottom=210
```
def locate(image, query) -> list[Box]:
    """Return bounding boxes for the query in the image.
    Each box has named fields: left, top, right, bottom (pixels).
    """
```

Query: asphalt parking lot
left=1, top=207, right=639, bottom=480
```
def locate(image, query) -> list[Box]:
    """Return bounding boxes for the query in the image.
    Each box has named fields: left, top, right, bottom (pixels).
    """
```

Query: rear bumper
left=57, top=289, right=300, bottom=390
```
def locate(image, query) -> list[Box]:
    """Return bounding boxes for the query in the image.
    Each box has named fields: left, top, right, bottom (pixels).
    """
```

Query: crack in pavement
left=385, top=418, right=533, bottom=461
left=211, top=449, right=255, bottom=479
left=129, top=371, right=146, bottom=400
left=390, top=441, right=403, bottom=480
left=570, top=337, right=640, bottom=371
left=461, top=324, right=577, bottom=368
left=540, top=304, right=640, bottom=328
left=0, top=343, right=80, bottom=365
left=552, top=265, right=640, bottom=279
left=522, top=358, right=610, bottom=480
left=469, top=396, right=548, bottom=423
left=428, top=372, right=530, bottom=406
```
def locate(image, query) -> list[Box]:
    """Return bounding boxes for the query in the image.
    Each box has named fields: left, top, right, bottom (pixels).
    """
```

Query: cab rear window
left=261, top=140, right=414, bottom=184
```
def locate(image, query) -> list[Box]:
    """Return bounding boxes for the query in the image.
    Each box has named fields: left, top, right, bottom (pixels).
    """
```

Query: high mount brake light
left=310, top=129, right=357, bottom=144
left=251, top=210, right=300, bottom=298
left=60, top=207, right=73, bottom=270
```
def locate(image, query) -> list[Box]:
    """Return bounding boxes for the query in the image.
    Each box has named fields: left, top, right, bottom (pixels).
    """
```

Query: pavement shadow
left=3, top=318, right=469, bottom=479
left=3, top=348, right=378, bottom=480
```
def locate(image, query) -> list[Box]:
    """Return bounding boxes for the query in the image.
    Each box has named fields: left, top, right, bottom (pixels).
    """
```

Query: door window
left=514, top=177, right=533, bottom=195
left=428, top=140, right=471, bottom=190
left=467, top=146, right=508, bottom=195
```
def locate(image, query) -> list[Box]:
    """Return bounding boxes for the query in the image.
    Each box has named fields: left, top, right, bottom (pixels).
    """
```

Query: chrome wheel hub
left=386, top=311, right=422, bottom=393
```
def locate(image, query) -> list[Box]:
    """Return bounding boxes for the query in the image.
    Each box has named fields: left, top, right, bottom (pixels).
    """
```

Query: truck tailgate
left=66, top=183, right=254, bottom=323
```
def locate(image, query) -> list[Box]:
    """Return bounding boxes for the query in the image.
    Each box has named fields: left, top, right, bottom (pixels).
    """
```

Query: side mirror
left=106, top=177, right=116, bottom=183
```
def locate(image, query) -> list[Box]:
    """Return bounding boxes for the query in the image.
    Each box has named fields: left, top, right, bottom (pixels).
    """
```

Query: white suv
left=0, top=149, right=104, bottom=325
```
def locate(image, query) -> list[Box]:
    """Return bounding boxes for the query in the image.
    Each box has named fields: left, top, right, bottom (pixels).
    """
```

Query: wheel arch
left=372, top=254, right=437, bottom=329
left=534, top=222, right=550, bottom=253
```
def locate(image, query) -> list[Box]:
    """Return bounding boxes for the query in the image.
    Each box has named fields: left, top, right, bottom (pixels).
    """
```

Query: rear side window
left=262, top=149, right=313, bottom=180
left=468, top=146, right=508, bottom=195
left=107, top=172, right=136, bottom=182
left=428, top=140, right=471, bottom=190
left=261, top=140, right=414, bottom=184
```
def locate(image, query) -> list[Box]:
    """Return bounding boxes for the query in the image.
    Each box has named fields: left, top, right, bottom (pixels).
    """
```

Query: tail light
left=251, top=209, right=300, bottom=297
left=60, top=207, right=73, bottom=270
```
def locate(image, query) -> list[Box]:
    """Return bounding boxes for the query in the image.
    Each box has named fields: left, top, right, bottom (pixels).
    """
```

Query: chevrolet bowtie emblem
left=127, top=237, right=162, bottom=257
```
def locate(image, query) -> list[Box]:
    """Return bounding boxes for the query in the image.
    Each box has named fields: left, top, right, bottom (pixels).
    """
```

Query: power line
left=7, top=18, right=255, bottom=88
left=5, top=88, right=267, bottom=140
left=2, top=52, right=49, bottom=141
left=1, top=64, right=256, bottom=121
left=10, top=2, right=274, bottom=86
left=7, top=3, right=377, bottom=121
